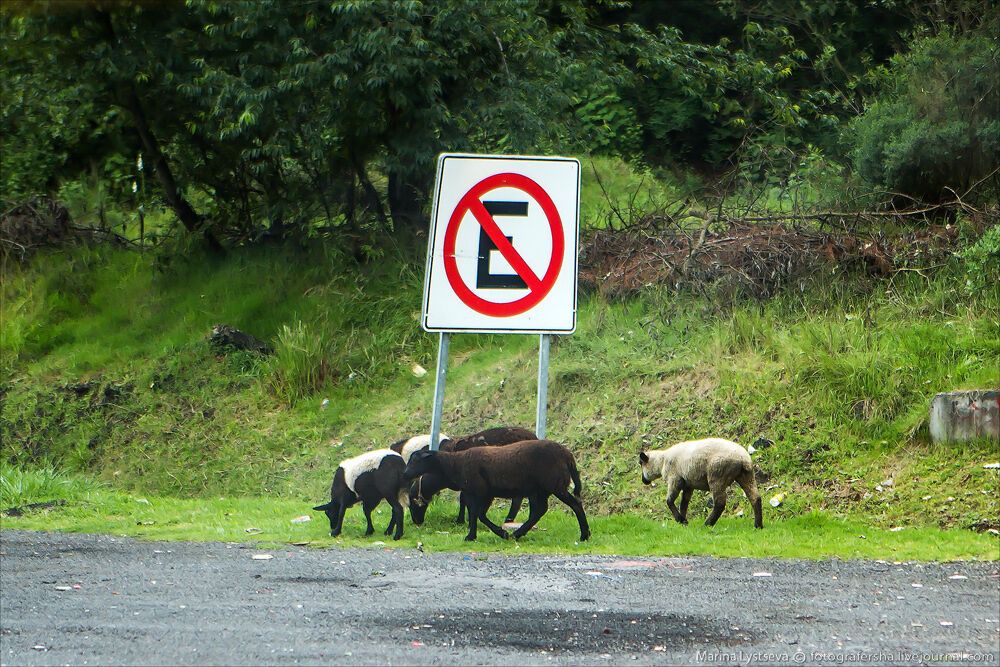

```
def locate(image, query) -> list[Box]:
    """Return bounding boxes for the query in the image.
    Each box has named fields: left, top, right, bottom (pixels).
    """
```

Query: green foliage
left=620, top=21, right=844, bottom=168
left=2, top=0, right=611, bottom=239
left=849, top=32, right=1000, bottom=201
left=268, top=321, right=332, bottom=406
left=961, top=225, right=1000, bottom=295
left=5, top=0, right=962, bottom=246
left=0, top=464, right=101, bottom=508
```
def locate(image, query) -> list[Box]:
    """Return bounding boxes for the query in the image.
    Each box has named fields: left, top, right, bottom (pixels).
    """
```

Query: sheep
left=639, top=437, right=763, bottom=529
left=312, top=449, right=408, bottom=540
left=404, top=439, right=590, bottom=542
left=388, top=433, right=450, bottom=463
left=406, top=426, right=537, bottom=526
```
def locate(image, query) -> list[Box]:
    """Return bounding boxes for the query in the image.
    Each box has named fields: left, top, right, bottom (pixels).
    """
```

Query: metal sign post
left=429, top=333, right=450, bottom=451
left=535, top=334, right=550, bottom=439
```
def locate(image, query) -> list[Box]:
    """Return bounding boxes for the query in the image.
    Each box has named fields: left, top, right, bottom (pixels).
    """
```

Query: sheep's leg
left=504, top=496, right=523, bottom=523
left=331, top=501, right=348, bottom=538
left=554, top=489, right=590, bottom=541
left=476, top=497, right=510, bottom=540
left=362, top=498, right=377, bottom=536
left=387, top=498, right=405, bottom=541
left=665, top=477, right=685, bottom=524
left=511, top=494, right=547, bottom=539
left=736, top=472, right=763, bottom=529
left=383, top=508, right=396, bottom=536
left=705, top=487, right=727, bottom=527
left=678, top=488, right=693, bottom=525
left=464, top=496, right=480, bottom=541
left=455, top=492, right=467, bottom=524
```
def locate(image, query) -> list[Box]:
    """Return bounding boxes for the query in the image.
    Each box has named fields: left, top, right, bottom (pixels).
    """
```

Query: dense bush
left=849, top=32, right=1000, bottom=202
left=961, top=224, right=1000, bottom=295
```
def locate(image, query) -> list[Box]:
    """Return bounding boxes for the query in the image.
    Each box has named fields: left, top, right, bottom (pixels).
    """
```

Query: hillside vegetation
left=2, top=2, right=998, bottom=558
left=3, top=165, right=997, bottom=538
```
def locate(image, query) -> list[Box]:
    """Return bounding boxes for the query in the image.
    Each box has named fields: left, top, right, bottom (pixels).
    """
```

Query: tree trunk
left=348, top=149, right=388, bottom=227
left=94, top=7, right=223, bottom=254
left=387, top=171, right=426, bottom=230
left=118, top=85, right=223, bottom=254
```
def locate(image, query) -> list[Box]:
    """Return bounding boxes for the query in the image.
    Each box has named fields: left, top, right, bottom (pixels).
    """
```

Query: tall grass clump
left=267, top=321, right=332, bottom=406
left=0, top=464, right=101, bottom=508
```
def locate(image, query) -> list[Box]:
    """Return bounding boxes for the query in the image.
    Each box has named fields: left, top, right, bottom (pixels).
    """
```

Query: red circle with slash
left=443, top=173, right=564, bottom=317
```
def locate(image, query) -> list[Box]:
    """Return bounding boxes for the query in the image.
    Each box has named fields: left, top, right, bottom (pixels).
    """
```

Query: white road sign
left=421, top=153, right=580, bottom=333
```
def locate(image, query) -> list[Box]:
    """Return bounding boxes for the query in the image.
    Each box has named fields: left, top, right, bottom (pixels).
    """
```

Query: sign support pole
left=429, top=333, right=450, bottom=451
left=535, top=334, right=550, bottom=439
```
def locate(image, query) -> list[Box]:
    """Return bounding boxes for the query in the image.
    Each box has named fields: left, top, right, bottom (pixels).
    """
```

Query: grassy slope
left=2, top=160, right=998, bottom=559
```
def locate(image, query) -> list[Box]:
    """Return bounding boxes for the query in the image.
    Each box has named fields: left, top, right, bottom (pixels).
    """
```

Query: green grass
left=0, top=464, right=103, bottom=508
left=1, top=479, right=995, bottom=561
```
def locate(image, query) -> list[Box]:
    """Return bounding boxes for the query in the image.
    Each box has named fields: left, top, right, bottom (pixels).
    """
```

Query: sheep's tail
left=313, top=502, right=333, bottom=511
left=570, top=461, right=583, bottom=498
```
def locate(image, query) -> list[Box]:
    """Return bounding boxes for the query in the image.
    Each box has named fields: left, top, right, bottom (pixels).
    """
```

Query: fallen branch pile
left=580, top=205, right=993, bottom=300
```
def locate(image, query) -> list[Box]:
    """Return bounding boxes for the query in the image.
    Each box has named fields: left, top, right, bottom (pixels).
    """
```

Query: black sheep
left=407, top=426, right=537, bottom=525
left=313, top=449, right=407, bottom=540
left=404, top=439, right=590, bottom=542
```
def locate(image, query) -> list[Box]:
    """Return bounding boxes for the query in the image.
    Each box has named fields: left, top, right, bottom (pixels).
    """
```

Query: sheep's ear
left=639, top=451, right=649, bottom=464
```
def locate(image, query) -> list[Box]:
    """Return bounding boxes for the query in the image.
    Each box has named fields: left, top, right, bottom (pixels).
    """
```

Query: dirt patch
left=395, top=609, right=755, bottom=653
left=0, top=500, right=67, bottom=517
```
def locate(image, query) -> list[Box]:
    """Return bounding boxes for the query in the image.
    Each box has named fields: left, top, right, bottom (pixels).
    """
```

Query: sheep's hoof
left=463, top=535, right=477, bottom=542
left=580, top=532, right=591, bottom=542
left=499, top=531, right=511, bottom=540
left=330, top=531, right=340, bottom=537
left=392, top=533, right=403, bottom=541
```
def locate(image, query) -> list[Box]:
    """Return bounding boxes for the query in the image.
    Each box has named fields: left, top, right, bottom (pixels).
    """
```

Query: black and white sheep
left=639, top=437, right=763, bottom=528
left=404, top=439, right=590, bottom=542
left=313, top=449, right=408, bottom=540
left=406, top=426, right=537, bottom=526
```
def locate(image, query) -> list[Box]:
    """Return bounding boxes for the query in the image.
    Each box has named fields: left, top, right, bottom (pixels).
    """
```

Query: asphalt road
left=1, top=530, right=998, bottom=666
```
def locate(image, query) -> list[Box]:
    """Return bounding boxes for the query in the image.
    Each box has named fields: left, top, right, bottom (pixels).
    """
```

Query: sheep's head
left=404, top=449, right=437, bottom=481
left=639, top=451, right=658, bottom=485
left=408, top=478, right=430, bottom=525
left=407, top=469, right=448, bottom=525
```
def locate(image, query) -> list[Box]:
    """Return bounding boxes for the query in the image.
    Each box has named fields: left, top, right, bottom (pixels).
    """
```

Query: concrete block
left=930, top=390, right=1000, bottom=444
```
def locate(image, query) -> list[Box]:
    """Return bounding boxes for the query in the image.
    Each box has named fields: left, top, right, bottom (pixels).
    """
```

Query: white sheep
left=639, top=438, right=763, bottom=528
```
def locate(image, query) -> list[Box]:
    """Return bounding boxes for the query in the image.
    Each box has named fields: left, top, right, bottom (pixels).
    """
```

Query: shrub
left=849, top=32, right=1000, bottom=202
left=961, top=224, right=1000, bottom=295
left=267, top=321, right=332, bottom=406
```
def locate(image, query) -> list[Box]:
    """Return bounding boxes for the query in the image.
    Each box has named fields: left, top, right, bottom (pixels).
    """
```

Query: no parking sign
left=422, top=154, right=580, bottom=333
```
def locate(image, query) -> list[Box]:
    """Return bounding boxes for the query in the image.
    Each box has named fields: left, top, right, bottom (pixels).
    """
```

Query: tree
left=849, top=30, right=1000, bottom=202
left=2, top=0, right=224, bottom=250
